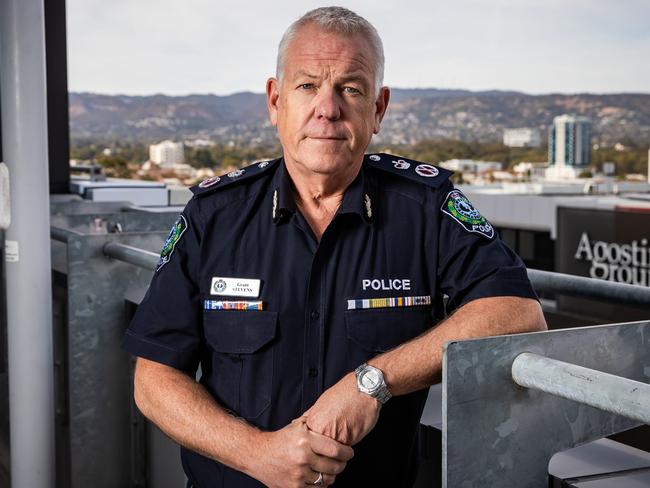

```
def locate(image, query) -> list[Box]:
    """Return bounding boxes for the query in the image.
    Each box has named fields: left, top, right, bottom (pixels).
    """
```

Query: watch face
left=361, top=369, right=380, bottom=389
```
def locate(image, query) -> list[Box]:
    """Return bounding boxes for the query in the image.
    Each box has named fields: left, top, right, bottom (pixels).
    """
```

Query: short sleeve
left=435, top=181, right=538, bottom=313
left=121, top=197, right=204, bottom=374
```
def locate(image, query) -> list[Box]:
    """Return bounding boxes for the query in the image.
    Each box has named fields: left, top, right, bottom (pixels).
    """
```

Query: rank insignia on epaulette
left=191, top=157, right=281, bottom=197
left=414, top=164, right=439, bottom=178
left=364, top=153, right=452, bottom=187
left=198, top=176, right=221, bottom=188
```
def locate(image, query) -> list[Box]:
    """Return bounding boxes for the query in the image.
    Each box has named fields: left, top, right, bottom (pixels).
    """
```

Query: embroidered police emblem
left=227, top=169, right=245, bottom=178
left=258, top=161, right=270, bottom=169
left=369, top=154, right=381, bottom=161
left=157, top=215, right=188, bottom=271
left=441, top=190, right=494, bottom=239
left=415, top=164, right=439, bottom=178
left=393, top=159, right=410, bottom=170
left=198, top=176, right=220, bottom=188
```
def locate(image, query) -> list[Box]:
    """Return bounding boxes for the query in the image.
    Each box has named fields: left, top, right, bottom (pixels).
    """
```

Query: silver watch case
left=354, top=363, right=392, bottom=404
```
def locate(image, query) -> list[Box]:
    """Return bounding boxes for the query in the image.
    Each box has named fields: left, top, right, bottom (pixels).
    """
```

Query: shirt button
left=308, top=367, right=318, bottom=377
left=310, top=310, right=320, bottom=320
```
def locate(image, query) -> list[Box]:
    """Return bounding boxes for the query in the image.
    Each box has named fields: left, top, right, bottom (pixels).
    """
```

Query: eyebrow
left=293, top=70, right=319, bottom=79
left=293, top=70, right=370, bottom=87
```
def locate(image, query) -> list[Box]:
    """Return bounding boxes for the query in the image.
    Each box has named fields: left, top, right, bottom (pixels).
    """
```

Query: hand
left=303, top=372, right=382, bottom=446
left=250, top=417, right=354, bottom=488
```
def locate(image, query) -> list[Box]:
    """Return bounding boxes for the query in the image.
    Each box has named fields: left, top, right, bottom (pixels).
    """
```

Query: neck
left=284, top=156, right=361, bottom=240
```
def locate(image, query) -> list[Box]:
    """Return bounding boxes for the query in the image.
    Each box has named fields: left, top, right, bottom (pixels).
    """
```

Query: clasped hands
left=254, top=371, right=382, bottom=488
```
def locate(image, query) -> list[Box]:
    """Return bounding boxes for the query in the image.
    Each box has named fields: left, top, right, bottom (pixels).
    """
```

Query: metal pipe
left=103, top=241, right=159, bottom=271
left=50, top=226, right=82, bottom=242
left=528, top=268, right=650, bottom=308
left=0, top=0, right=56, bottom=486
left=512, top=352, right=650, bottom=425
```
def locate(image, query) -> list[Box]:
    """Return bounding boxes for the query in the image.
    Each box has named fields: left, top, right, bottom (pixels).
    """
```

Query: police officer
left=121, top=6, right=546, bottom=488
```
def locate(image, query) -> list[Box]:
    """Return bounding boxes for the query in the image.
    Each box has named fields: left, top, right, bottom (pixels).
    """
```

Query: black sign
left=557, top=206, right=650, bottom=321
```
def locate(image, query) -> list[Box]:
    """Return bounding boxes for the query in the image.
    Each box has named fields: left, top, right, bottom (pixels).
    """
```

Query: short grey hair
left=276, top=6, right=385, bottom=96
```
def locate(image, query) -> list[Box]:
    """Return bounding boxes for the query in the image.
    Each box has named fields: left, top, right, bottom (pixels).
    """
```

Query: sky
left=66, top=0, right=650, bottom=96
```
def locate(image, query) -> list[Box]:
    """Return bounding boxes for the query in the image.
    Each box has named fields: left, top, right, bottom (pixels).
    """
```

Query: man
left=121, top=6, right=547, bottom=488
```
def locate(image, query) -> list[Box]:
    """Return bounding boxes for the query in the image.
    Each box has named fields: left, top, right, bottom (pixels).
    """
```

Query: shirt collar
left=271, top=158, right=375, bottom=225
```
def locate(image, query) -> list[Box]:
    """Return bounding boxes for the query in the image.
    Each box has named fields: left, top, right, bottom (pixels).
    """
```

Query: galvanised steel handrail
left=512, top=352, right=650, bottom=425
left=527, top=268, right=650, bottom=308
left=50, top=226, right=83, bottom=242
left=102, top=241, right=159, bottom=270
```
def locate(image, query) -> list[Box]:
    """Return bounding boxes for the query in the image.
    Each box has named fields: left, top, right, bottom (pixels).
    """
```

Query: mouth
left=307, top=136, right=347, bottom=141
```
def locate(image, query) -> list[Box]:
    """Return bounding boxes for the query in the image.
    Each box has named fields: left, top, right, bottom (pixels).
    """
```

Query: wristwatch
left=354, top=363, right=392, bottom=404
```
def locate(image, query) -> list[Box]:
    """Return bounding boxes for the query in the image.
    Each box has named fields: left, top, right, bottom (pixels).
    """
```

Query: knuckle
left=290, top=471, right=303, bottom=486
left=296, top=437, right=309, bottom=449
left=296, top=451, right=310, bottom=466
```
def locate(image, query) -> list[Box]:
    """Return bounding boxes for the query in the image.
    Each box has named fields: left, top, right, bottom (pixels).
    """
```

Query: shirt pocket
left=203, top=310, right=278, bottom=420
left=344, top=308, right=432, bottom=353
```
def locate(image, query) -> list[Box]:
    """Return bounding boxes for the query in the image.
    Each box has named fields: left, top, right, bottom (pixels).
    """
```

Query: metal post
left=512, top=352, right=650, bottom=425
left=0, top=0, right=55, bottom=486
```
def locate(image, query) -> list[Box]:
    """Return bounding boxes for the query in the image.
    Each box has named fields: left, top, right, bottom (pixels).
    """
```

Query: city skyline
left=67, top=0, right=650, bottom=96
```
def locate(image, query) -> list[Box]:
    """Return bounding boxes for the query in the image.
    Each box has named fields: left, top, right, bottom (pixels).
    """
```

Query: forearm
left=134, top=357, right=261, bottom=476
left=369, top=296, right=547, bottom=396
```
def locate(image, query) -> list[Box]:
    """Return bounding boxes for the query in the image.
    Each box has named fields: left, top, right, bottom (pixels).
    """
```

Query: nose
left=315, top=86, right=341, bottom=121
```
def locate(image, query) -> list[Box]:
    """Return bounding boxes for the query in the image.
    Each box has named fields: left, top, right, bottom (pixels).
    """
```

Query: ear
left=266, top=77, right=280, bottom=127
left=372, top=86, right=390, bottom=135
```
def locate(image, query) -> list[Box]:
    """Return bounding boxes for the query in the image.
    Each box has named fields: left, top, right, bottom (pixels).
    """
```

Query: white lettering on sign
left=362, top=279, right=411, bottom=291
left=574, top=232, right=650, bottom=286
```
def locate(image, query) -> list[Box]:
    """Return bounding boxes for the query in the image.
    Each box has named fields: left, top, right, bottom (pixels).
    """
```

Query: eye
left=298, top=83, right=314, bottom=90
left=342, top=86, right=361, bottom=95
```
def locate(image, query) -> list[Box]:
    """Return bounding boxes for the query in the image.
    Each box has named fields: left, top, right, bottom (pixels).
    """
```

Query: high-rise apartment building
left=546, top=115, right=591, bottom=179
left=149, top=140, right=184, bottom=168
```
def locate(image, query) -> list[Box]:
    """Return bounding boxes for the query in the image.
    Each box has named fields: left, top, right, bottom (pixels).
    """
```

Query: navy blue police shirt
left=121, top=153, right=537, bottom=488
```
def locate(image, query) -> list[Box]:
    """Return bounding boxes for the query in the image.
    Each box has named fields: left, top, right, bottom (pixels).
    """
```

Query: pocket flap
left=204, top=311, right=278, bottom=354
left=345, top=308, right=431, bottom=352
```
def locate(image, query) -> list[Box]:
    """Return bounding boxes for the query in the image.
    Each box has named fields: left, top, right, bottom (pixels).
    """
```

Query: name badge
left=210, top=277, right=261, bottom=297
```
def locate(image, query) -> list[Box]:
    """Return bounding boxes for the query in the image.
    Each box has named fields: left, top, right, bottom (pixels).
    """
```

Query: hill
left=69, top=89, right=650, bottom=146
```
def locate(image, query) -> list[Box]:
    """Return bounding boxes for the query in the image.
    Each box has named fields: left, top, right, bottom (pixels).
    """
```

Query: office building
left=546, top=115, right=592, bottom=180
left=149, top=140, right=184, bottom=168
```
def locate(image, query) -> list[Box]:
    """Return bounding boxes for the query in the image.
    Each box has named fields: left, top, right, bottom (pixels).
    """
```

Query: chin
left=300, top=153, right=354, bottom=175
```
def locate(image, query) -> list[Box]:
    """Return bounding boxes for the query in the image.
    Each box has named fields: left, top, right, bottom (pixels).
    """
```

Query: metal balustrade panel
left=443, top=321, right=650, bottom=488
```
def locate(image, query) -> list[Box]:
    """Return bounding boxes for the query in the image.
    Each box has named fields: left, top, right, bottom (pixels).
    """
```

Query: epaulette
left=364, top=153, right=452, bottom=188
left=190, top=157, right=281, bottom=197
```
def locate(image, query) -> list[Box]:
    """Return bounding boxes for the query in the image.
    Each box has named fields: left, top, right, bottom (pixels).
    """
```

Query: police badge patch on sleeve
left=441, top=190, right=494, bottom=239
left=156, top=214, right=188, bottom=271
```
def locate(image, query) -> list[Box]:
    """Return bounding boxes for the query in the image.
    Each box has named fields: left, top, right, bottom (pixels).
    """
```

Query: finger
left=308, top=452, right=347, bottom=477
left=304, top=469, right=336, bottom=487
left=307, top=428, right=354, bottom=461
left=323, top=473, right=336, bottom=487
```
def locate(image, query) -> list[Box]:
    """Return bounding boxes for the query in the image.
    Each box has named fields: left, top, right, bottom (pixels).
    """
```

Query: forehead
left=284, top=24, right=375, bottom=79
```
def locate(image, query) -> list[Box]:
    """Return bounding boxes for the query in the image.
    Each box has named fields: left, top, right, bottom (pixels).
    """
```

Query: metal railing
left=50, top=227, right=83, bottom=242
left=527, top=268, right=650, bottom=308
left=102, top=241, right=158, bottom=270
left=512, top=352, right=650, bottom=425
